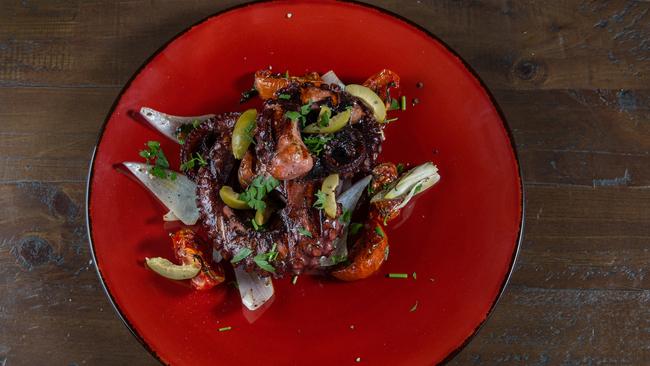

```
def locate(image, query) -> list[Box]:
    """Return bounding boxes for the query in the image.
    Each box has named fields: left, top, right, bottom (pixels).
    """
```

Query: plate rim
left=85, top=1, right=525, bottom=365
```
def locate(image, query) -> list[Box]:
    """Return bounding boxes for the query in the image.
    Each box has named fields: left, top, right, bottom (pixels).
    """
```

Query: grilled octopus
left=181, top=75, right=385, bottom=277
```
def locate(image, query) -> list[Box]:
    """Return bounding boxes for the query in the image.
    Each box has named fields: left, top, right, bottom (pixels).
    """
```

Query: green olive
left=321, top=173, right=339, bottom=218
left=145, top=257, right=200, bottom=280
left=344, top=84, right=386, bottom=122
left=254, top=206, right=273, bottom=226
left=303, top=108, right=351, bottom=134
left=219, top=186, right=249, bottom=210
left=232, top=109, right=257, bottom=159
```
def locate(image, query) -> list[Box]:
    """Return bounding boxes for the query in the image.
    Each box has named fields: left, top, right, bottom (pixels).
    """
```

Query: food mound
left=129, top=69, right=440, bottom=310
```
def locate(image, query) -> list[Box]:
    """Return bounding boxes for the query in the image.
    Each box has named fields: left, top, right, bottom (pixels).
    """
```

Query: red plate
left=87, top=1, right=523, bottom=365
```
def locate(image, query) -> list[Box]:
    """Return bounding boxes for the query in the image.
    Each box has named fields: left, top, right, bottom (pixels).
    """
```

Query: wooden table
left=1, top=0, right=648, bottom=364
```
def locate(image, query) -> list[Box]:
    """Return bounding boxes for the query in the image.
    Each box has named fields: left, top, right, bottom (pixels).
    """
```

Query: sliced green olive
left=219, top=186, right=249, bottom=210
left=321, top=173, right=339, bottom=218
left=145, top=257, right=200, bottom=280
left=344, top=84, right=386, bottom=122
left=232, top=109, right=257, bottom=159
left=303, top=108, right=351, bottom=134
left=254, top=205, right=273, bottom=226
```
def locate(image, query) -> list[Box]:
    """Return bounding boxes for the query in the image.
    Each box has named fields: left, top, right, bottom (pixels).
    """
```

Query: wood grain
left=1, top=0, right=649, bottom=365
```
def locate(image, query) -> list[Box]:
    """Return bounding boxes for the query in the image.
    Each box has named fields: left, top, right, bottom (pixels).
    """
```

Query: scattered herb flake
left=218, top=326, right=232, bottom=332
left=401, top=95, right=407, bottom=111
left=396, top=163, right=405, bottom=174
left=278, top=93, right=291, bottom=100
left=412, top=272, right=417, bottom=280
left=253, top=253, right=276, bottom=273
left=303, top=134, right=332, bottom=156
left=374, top=226, right=384, bottom=238
left=349, top=223, right=363, bottom=235
left=385, top=117, right=399, bottom=123
left=139, top=141, right=176, bottom=180
left=339, top=208, right=352, bottom=223
left=300, top=101, right=313, bottom=115
left=239, top=176, right=280, bottom=211
left=387, top=273, right=408, bottom=279
left=313, top=190, right=327, bottom=210
left=292, top=275, right=298, bottom=285
left=231, top=248, right=252, bottom=264
left=240, top=86, right=258, bottom=103
left=180, top=153, right=207, bottom=171
left=389, top=98, right=400, bottom=111
left=297, top=227, right=313, bottom=238
left=410, top=300, right=419, bottom=312
left=285, top=110, right=302, bottom=121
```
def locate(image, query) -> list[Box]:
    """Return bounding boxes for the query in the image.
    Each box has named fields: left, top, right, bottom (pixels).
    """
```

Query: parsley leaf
left=180, top=153, right=207, bottom=171
left=339, top=208, right=352, bottom=223
left=239, top=176, right=280, bottom=211
left=375, top=226, right=385, bottom=238
left=278, top=93, right=291, bottom=100
left=139, top=141, right=176, bottom=180
left=231, top=248, right=252, bottom=264
left=300, top=101, right=313, bottom=115
left=389, top=98, right=400, bottom=111
left=313, top=190, right=327, bottom=210
left=175, top=120, right=201, bottom=144
left=396, top=163, right=405, bottom=174
left=253, top=243, right=278, bottom=273
left=303, top=134, right=332, bottom=156
left=297, top=227, right=313, bottom=238
left=349, top=223, right=363, bottom=235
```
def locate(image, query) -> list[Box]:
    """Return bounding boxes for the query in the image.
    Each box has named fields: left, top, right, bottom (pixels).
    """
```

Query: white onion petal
left=321, top=70, right=346, bottom=90
left=234, top=266, right=274, bottom=311
left=123, top=162, right=200, bottom=225
left=139, top=107, right=215, bottom=143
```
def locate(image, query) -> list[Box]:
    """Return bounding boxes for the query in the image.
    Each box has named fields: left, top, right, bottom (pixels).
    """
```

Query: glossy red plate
left=87, top=1, right=523, bottom=365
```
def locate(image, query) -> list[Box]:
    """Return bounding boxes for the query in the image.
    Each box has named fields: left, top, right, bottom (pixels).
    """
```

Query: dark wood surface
left=1, top=0, right=649, bottom=365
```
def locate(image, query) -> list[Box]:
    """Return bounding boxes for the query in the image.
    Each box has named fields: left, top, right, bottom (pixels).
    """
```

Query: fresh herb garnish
left=239, top=176, right=280, bottom=210
left=375, top=226, right=384, bottom=238
left=251, top=218, right=262, bottom=231
left=330, top=254, right=348, bottom=264
left=231, top=248, right=252, bottom=264
left=396, top=163, right=405, bottom=174
left=389, top=98, right=400, bottom=111
left=313, top=190, right=327, bottom=210
left=414, top=183, right=423, bottom=193
left=385, top=117, right=399, bottom=124
left=401, top=95, right=407, bottom=111
left=303, top=134, right=333, bottom=156
left=218, top=326, right=232, bottom=332
left=253, top=243, right=278, bottom=273
left=297, top=227, right=313, bottom=238
left=387, top=273, right=408, bottom=279
left=278, top=93, right=291, bottom=100
left=339, top=208, right=352, bottom=224
left=139, top=141, right=176, bottom=180
left=285, top=70, right=289, bottom=79
left=412, top=272, right=417, bottom=280
left=318, top=106, right=331, bottom=127
left=349, top=223, right=363, bottom=235
left=292, top=275, right=298, bottom=285
left=176, top=119, right=201, bottom=144
left=240, top=86, right=258, bottom=103
left=410, top=300, right=419, bottom=312
left=180, top=152, right=207, bottom=171
left=300, top=101, right=313, bottom=115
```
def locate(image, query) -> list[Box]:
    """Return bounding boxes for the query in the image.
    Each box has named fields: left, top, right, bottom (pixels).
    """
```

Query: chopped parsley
left=396, top=163, right=405, bottom=174
left=385, top=117, right=399, bottom=124
left=339, top=208, right=352, bottom=224
left=387, top=273, right=408, bottom=279
left=278, top=93, right=291, bottom=100
left=179, top=152, right=207, bottom=171
left=389, top=98, right=400, bottom=111
left=218, top=326, right=232, bottom=332
left=240, top=86, right=258, bottom=103
left=292, top=275, right=299, bottom=285
left=349, top=223, right=363, bottom=235
left=330, top=254, right=348, bottom=264
left=401, top=95, right=407, bottom=111
left=303, top=134, right=333, bottom=156
left=374, top=226, right=385, bottom=238
left=239, top=176, right=280, bottom=210
left=312, top=190, right=327, bottom=210
left=231, top=248, right=252, bottom=264
left=253, top=243, right=278, bottom=273
left=251, top=218, right=263, bottom=231
left=139, top=141, right=176, bottom=180
left=410, top=300, right=419, bottom=312
left=297, top=227, right=313, bottom=238
left=176, top=119, right=201, bottom=144
left=300, top=101, right=313, bottom=115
